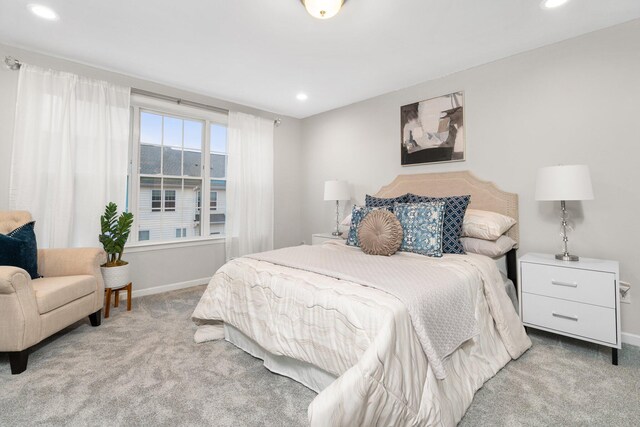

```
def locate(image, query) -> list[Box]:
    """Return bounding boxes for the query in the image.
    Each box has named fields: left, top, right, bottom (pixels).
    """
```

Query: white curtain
left=9, top=65, right=130, bottom=248
left=225, top=111, right=274, bottom=260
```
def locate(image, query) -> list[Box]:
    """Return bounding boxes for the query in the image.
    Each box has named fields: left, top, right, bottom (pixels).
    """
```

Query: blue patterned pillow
left=346, top=205, right=391, bottom=247
left=0, top=221, right=39, bottom=279
left=365, top=194, right=409, bottom=211
left=394, top=201, right=446, bottom=257
left=406, top=194, right=470, bottom=254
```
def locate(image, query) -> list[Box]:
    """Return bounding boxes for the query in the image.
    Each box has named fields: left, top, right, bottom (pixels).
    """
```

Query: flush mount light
left=540, top=0, right=570, bottom=9
left=28, top=4, right=59, bottom=20
left=296, top=93, right=308, bottom=101
left=302, top=0, right=345, bottom=20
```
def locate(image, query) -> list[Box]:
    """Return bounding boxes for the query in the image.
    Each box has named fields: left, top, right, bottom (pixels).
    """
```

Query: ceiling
left=1, top=0, right=639, bottom=118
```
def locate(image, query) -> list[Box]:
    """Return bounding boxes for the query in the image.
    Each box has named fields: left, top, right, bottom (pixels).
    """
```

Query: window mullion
left=203, top=120, right=211, bottom=237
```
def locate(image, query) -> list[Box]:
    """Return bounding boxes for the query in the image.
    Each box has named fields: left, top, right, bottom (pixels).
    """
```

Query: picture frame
left=400, top=91, right=465, bottom=166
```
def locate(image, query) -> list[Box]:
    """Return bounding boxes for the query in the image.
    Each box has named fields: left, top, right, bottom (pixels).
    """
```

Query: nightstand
left=311, top=233, right=343, bottom=245
left=519, top=253, right=621, bottom=365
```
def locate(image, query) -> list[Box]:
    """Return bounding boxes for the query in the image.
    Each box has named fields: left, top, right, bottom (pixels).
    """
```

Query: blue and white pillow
left=394, top=201, right=446, bottom=257
left=365, top=194, right=409, bottom=211
left=346, top=205, right=391, bottom=247
left=406, top=194, right=470, bottom=254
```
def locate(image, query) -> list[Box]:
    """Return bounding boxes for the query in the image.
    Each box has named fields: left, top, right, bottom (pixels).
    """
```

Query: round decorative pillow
left=357, top=209, right=403, bottom=256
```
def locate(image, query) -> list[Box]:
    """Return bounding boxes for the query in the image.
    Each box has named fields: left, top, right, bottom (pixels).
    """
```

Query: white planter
left=101, top=263, right=130, bottom=290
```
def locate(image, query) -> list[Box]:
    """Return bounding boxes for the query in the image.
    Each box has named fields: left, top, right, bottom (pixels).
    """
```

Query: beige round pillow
left=357, top=210, right=403, bottom=256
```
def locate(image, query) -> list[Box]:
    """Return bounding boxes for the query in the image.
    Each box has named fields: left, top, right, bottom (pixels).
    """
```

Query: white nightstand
left=519, top=253, right=621, bottom=365
left=311, top=233, right=344, bottom=245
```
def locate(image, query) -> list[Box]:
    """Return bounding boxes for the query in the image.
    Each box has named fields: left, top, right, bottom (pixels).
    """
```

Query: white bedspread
left=192, top=242, right=531, bottom=426
left=246, top=244, right=479, bottom=380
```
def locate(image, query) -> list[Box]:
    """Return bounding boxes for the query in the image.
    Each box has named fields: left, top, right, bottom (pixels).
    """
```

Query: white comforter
left=192, top=242, right=531, bottom=426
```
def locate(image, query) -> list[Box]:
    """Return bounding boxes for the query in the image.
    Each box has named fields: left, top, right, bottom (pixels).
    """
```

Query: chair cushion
left=0, top=211, right=32, bottom=234
left=31, top=275, right=96, bottom=314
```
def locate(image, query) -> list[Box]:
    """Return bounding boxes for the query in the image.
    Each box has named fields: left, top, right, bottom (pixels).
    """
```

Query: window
left=164, top=190, right=176, bottom=212
left=129, top=95, right=228, bottom=243
left=210, top=191, right=218, bottom=209
left=151, top=190, right=161, bottom=211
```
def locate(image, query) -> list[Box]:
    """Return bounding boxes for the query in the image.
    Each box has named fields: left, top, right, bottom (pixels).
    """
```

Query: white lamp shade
left=535, top=165, right=594, bottom=201
left=324, top=180, right=350, bottom=201
left=303, top=0, right=344, bottom=19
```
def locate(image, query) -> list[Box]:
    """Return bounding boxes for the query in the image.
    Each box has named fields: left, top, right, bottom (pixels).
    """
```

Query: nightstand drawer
left=521, top=262, right=615, bottom=308
left=522, top=293, right=617, bottom=344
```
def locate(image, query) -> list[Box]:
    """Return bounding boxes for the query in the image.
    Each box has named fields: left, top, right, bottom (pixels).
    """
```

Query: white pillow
left=461, top=235, right=517, bottom=258
left=462, top=209, right=516, bottom=241
left=340, top=214, right=352, bottom=227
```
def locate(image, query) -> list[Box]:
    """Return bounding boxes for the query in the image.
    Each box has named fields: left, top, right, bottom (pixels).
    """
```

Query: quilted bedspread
left=192, top=241, right=531, bottom=426
left=246, top=245, right=479, bottom=380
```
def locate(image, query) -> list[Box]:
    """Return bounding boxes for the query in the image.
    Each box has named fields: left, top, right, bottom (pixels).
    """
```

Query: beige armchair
left=0, top=211, right=106, bottom=374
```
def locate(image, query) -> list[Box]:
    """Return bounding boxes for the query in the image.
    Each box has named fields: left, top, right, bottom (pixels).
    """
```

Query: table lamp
left=535, top=165, right=594, bottom=261
left=324, top=180, right=350, bottom=236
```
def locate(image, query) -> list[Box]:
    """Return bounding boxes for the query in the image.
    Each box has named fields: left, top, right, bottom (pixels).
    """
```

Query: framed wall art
left=400, top=91, right=465, bottom=166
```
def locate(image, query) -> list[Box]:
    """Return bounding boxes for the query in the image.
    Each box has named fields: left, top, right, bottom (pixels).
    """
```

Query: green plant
left=99, top=202, right=134, bottom=267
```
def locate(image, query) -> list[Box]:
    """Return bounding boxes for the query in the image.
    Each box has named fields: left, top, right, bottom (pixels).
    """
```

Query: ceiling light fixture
left=540, top=0, right=570, bottom=9
left=28, top=4, right=59, bottom=21
left=296, top=93, right=308, bottom=101
left=302, top=0, right=344, bottom=20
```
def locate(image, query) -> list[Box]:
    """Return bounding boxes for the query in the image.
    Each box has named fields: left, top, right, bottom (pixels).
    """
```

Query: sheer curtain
left=225, top=112, right=274, bottom=260
left=9, top=64, right=130, bottom=248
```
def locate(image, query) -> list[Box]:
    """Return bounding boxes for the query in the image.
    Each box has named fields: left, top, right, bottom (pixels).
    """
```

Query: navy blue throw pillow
left=406, top=194, right=470, bottom=254
left=365, top=194, right=409, bottom=211
left=0, top=221, right=40, bottom=279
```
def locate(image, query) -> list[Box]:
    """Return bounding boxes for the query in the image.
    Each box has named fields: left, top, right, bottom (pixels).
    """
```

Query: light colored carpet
left=1, top=285, right=638, bottom=426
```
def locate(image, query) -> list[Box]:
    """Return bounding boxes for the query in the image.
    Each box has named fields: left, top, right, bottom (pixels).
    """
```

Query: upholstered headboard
left=374, top=171, right=519, bottom=246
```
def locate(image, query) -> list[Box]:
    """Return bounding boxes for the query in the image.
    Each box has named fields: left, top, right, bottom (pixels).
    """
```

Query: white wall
left=0, top=43, right=304, bottom=293
left=301, top=20, right=640, bottom=336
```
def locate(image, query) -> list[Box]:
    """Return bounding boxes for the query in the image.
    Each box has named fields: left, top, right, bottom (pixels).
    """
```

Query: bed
left=192, top=171, right=531, bottom=426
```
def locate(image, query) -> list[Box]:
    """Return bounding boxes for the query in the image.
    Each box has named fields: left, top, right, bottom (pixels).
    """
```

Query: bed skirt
left=224, top=323, right=337, bottom=393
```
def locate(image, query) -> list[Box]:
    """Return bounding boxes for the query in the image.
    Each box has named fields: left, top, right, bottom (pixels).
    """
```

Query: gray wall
left=0, top=43, right=303, bottom=292
left=301, top=20, right=640, bottom=336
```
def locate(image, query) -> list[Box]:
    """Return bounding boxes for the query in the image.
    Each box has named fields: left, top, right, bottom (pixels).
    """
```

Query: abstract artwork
left=400, top=91, right=465, bottom=166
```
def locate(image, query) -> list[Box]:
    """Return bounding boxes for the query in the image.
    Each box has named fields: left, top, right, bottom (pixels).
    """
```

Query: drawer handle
left=552, top=312, right=578, bottom=321
left=551, top=279, right=578, bottom=288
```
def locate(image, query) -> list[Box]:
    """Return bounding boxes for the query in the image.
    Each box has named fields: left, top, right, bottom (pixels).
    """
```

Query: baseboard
left=130, top=277, right=210, bottom=298
left=622, top=332, right=640, bottom=348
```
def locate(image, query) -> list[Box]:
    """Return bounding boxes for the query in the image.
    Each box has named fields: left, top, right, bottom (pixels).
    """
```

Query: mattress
left=193, top=242, right=531, bottom=426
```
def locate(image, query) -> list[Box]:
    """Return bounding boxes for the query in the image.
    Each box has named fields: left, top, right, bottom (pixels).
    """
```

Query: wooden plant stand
left=105, top=282, right=132, bottom=318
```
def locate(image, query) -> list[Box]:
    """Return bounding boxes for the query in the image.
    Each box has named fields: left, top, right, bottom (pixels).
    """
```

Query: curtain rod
left=4, top=56, right=281, bottom=126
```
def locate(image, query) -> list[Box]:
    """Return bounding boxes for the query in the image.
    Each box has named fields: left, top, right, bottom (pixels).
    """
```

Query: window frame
left=128, top=94, right=228, bottom=246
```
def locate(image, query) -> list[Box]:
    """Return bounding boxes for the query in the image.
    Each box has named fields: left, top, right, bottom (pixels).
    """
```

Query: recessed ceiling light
left=541, top=0, right=569, bottom=9
left=28, top=4, right=59, bottom=21
left=296, top=93, right=308, bottom=101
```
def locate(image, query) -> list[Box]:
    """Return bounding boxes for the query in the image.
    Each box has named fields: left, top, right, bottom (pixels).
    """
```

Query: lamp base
left=556, top=253, right=579, bottom=262
left=332, top=231, right=343, bottom=237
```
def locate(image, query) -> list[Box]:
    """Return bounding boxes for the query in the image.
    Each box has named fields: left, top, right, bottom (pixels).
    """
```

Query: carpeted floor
left=1, top=286, right=639, bottom=426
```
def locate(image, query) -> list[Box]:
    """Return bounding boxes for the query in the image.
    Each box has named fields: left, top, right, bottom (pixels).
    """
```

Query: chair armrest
left=0, top=266, right=31, bottom=294
left=38, top=248, right=107, bottom=278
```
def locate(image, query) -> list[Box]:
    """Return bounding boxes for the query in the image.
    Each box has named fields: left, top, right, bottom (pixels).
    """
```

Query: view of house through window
left=131, top=103, right=227, bottom=243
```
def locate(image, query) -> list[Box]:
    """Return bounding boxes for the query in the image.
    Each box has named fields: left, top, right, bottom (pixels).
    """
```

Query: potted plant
left=99, top=202, right=134, bottom=289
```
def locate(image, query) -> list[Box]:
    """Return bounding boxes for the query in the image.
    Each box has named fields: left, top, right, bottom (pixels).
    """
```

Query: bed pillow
left=406, top=194, right=470, bottom=254
left=461, top=235, right=517, bottom=258
left=394, top=201, right=446, bottom=257
left=365, top=194, right=409, bottom=210
left=462, top=209, right=517, bottom=240
left=346, top=205, right=391, bottom=247
left=0, top=221, right=39, bottom=279
left=358, top=209, right=403, bottom=256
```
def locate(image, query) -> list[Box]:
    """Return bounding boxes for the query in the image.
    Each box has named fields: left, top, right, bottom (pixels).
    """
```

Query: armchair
left=0, top=211, right=106, bottom=374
